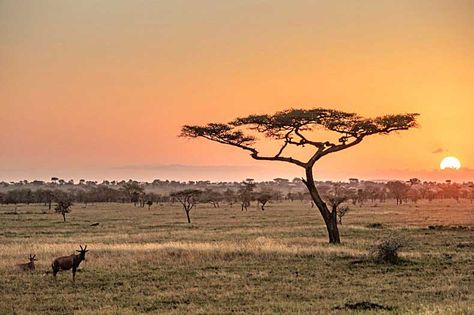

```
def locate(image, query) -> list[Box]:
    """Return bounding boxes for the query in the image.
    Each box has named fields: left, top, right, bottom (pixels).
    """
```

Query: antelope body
left=52, top=245, right=89, bottom=282
left=17, top=254, right=37, bottom=271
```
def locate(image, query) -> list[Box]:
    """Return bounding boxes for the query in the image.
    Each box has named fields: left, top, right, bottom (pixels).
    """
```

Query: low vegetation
left=0, top=200, right=472, bottom=314
left=369, top=234, right=406, bottom=264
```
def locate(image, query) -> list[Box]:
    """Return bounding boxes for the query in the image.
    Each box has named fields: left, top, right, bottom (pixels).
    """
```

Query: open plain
left=0, top=200, right=473, bottom=314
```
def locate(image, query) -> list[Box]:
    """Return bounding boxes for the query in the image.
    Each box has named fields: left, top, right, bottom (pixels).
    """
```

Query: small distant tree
left=182, top=108, right=418, bottom=243
left=170, top=189, right=202, bottom=223
left=442, top=183, right=461, bottom=202
left=296, top=191, right=306, bottom=203
left=55, top=200, right=72, bottom=222
left=273, top=178, right=289, bottom=185
left=122, top=182, right=145, bottom=206
left=469, top=186, right=474, bottom=204
left=323, top=185, right=352, bottom=225
left=271, top=190, right=283, bottom=202
left=139, top=193, right=147, bottom=207
left=386, top=181, right=409, bottom=205
left=201, top=189, right=223, bottom=208
left=256, top=191, right=273, bottom=211
left=407, top=187, right=421, bottom=203
left=146, top=200, right=153, bottom=210
left=131, top=192, right=140, bottom=206
left=356, top=188, right=369, bottom=206
left=336, top=206, right=350, bottom=225
left=223, top=188, right=236, bottom=207
left=238, top=181, right=255, bottom=211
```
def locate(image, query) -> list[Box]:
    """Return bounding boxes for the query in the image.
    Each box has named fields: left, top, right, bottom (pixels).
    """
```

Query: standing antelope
left=51, top=245, right=89, bottom=282
left=17, top=254, right=37, bottom=271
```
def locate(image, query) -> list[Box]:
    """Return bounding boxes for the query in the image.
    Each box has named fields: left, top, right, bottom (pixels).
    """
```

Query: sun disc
left=440, top=156, right=461, bottom=170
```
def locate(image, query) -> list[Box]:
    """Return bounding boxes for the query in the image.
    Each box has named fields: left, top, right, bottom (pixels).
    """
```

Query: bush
left=369, top=235, right=406, bottom=264
left=366, top=223, right=383, bottom=229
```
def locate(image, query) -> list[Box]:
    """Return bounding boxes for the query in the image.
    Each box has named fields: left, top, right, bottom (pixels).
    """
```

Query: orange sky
left=1, top=0, right=473, bottom=182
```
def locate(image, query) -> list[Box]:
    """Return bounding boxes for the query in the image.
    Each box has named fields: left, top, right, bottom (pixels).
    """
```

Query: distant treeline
left=0, top=178, right=473, bottom=206
left=0, top=184, right=169, bottom=207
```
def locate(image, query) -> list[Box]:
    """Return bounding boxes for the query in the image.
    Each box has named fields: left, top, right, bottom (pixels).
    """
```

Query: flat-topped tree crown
left=182, top=108, right=418, bottom=168
left=181, top=107, right=418, bottom=244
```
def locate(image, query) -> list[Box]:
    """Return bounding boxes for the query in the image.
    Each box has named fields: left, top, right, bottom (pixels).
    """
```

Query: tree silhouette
left=55, top=199, right=73, bottom=222
left=200, top=189, right=223, bottom=208
left=238, top=180, right=255, bottom=211
left=146, top=200, right=153, bottom=210
left=182, top=108, right=418, bottom=243
left=256, top=191, right=273, bottom=211
left=170, top=189, right=202, bottom=223
left=121, top=181, right=144, bottom=206
left=387, top=181, right=409, bottom=205
left=323, top=184, right=352, bottom=225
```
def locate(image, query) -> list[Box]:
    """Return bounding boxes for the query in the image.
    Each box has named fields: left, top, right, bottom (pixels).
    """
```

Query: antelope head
left=29, top=254, right=37, bottom=263
left=76, top=245, right=89, bottom=261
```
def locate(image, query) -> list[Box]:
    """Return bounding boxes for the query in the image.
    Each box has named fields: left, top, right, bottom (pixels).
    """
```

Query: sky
left=1, top=0, right=473, bottom=182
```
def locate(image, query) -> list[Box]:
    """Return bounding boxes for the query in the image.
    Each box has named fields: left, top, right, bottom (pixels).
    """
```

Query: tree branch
left=201, top=132, right=307, bottom=168
left=294, top=127, right=327, bottom=148
left=251, top=152, right=307, bottom=168
left=275, top=141, right=289, bottom=158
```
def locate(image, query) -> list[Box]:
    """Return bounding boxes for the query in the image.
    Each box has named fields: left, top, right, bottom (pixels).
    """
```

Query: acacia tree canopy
left=181, top=107, right=418, bottom=243
left=181, top=108, right=418, bottom=168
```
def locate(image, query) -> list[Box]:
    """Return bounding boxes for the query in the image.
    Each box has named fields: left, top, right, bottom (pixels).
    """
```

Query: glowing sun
left=440, top=156, right=461, bottom=170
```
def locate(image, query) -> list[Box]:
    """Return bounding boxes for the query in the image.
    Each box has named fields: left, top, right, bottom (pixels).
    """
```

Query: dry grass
left=1, top=200, right=473, bottom=314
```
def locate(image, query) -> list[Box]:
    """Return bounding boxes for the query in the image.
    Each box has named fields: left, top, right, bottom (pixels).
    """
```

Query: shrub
left=367, top=223, right=383, bottom=229
left=369, top=235, right=406, bottom=264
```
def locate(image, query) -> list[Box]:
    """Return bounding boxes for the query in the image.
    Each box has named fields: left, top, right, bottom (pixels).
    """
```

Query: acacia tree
left=121, top=182, right=144, bottom=206
left=170, top=189, right=202, bottom=223
left=55, top=199, right=73, bottom=222
left=256, top=191, right=273, bottom=211
left=386, top=181, right=409, bottom=205
left=323, top=185, right=352, bottom=225
left=181, top=108, right=418, bottom=243
left=43, top=189, right=55, bottom=210
left=238, top=180, right=255, bottom=211
left=223, top=188, right=237, bottom=207
left=201, top=189, right=224, bottom=208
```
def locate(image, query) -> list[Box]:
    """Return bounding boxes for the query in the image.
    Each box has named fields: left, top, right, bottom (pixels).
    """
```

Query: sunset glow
left=440, top=156, right=461, bottom=170
left=1, top=0, right=473, bottom=182
left=1, top=2, right=474, bottom=313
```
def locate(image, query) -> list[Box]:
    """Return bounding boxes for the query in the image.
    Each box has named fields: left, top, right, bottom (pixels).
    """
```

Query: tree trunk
left=303, top=167, right=341, bottom=244
left=185, top=209, right=191, bottom=223
left=62, top=213, right=66, bottom=222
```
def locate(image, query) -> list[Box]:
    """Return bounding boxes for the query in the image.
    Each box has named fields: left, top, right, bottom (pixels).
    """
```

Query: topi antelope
left=51, top=245, right=89, bottom=282
left=17, top=254, right=37, bottom=271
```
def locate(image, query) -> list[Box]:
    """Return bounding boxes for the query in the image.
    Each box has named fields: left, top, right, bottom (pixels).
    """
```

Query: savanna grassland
left=0, top=200, right=473, bottom=314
